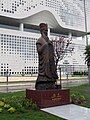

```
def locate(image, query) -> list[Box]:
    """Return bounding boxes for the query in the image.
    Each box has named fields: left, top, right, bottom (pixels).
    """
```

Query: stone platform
left=41, top=104, right=90, bottom=120
left=26, top=89, right=70, bottom=108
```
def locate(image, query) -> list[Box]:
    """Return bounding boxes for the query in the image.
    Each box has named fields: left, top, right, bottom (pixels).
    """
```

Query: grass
left=0, top=84, right=90, bottom=120
left=0, top=91, right=63, bottom=120
left=0, top=110, right=63, bottom=120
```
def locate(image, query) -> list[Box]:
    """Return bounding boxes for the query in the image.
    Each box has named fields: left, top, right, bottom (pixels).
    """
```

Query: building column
left=82, top=36, right=85, bottom=41
left=48, top=27, right=50, bottom=38
left=85, top=36, right=88, bottom=46
left=19, top=23, right=24, bottom=31
left=82, top=36, right=86, bottom=45
left=68, top=32, right=72, bottom=40
left=84, top=0, right=88, bottom=46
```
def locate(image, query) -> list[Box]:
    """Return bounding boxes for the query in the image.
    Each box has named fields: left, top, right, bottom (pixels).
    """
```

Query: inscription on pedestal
left=51, top=93, right=61, bottom=101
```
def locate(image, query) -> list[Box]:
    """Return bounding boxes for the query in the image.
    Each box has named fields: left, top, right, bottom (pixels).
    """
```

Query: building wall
left=0, top=28, right=39, bottom=76
left=86, top=0, right=90, bottom=32
left=0, top=0, right=85, bottom=31
left=0, top=0, right=89, bottom=76
left=0, top=28, right=87, bottom=76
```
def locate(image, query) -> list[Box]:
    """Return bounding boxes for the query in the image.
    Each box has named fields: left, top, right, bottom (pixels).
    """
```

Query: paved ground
left=0, top=76, right=88, bottom=93
left=41, top=104, right=90, bottom=120
left=0, top=76, right=88, bottom=82
left=0, top=76, right=37, bottom=82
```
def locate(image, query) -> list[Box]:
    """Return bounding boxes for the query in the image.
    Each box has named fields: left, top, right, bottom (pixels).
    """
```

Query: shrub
left=72, top=71, right=88, bottom=76
left=8, top=107, right=16, bottom=113
left=0, top=108, right=3, bottom=113
left=0, top=96, right=38, bottom=114
left=71, top=92, right=86, bottom=105
left=4, top=104, right=11, bottom=109
left=0, top=101, right=4, bottom=107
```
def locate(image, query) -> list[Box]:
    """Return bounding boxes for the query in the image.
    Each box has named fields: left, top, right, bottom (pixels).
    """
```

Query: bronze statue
left=35, top=23, right=58, bottom=90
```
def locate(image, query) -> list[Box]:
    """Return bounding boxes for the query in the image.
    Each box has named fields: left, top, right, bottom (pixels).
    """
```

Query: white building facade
left=0, top=0, right=89, bottom=76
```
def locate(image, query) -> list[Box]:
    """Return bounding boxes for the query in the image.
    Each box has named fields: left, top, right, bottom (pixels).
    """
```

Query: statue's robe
left=35, top=36, right=58, bottom=90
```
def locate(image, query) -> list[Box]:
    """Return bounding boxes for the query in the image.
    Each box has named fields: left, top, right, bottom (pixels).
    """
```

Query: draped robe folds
left=36, top=36, right=58, bottom=83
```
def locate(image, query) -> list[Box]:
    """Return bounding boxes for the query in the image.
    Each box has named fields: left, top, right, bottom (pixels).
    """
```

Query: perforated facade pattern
left=0, top=29, right=39, bottom=76
left=0, top=0, right=85, bottom=31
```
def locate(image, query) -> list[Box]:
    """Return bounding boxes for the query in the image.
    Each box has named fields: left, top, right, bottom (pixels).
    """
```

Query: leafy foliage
left=7, top=107, right=16, bottom=113
left=0, top=96, right=38, bottom=113
left=0, top=101, right=4, bottom=107
left=0, top=108, right=3, bottom=113
left=72, top=71, right=88, bottom=76
left=84, top=45, right=90, bottom=66
left=71, top=92, right=86, bottom=104
left=0, top=91, right=63, bottom=120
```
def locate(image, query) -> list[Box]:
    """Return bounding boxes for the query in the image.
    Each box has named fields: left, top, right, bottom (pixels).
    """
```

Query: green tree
left=85, top=45, right=90, bottom=65
left=84, top=45, right=90, bottom=84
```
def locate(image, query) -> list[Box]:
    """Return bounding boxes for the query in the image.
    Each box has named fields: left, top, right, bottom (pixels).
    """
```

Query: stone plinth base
left=26, top=89, right=70, bottom=108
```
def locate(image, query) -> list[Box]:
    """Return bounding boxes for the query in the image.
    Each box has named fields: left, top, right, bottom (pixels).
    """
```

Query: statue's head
left=39, top=23, right=48, bottom=36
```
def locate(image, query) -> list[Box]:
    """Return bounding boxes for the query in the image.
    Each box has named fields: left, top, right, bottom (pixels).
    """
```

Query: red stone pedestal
left=26, top=89, right=70, bottom=108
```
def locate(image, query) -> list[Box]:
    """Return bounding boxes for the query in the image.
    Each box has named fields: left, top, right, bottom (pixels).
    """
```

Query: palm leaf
left=84, top=45, right=90, bottom=66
